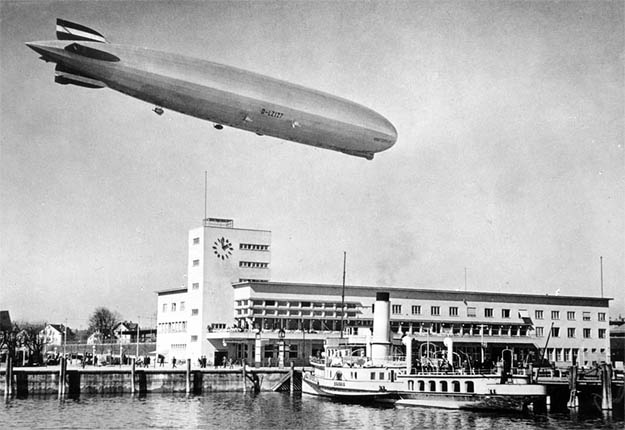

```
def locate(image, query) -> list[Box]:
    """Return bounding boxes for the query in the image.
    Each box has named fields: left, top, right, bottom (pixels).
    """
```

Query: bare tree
left=16, top=322, right=47, bottom=365
left=88, top=307, right=120, bottom=341
left=0, top=323, right=20, bottom=362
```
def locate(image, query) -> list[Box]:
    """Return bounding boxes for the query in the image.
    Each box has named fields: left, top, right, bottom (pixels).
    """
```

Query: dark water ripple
left=1, top=392, right=622, bottom=430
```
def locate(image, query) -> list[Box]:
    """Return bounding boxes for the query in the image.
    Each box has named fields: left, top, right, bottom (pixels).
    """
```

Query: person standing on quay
left=172, top=356, right=177, bottom=368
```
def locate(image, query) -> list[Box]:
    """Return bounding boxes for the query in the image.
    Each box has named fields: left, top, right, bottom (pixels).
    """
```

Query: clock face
left=212, top=237, right=233, bottom=260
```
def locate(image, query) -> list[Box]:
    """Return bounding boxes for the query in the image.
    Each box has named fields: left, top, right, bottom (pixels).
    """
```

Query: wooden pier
left=2, top=357, right=307, bottom=398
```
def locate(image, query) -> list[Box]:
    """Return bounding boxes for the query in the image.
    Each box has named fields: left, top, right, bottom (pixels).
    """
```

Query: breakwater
left=1, top=358, right=303, bottom=397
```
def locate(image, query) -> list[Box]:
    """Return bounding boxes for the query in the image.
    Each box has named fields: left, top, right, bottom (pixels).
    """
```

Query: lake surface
left=1, top=392, right=622, bottom=429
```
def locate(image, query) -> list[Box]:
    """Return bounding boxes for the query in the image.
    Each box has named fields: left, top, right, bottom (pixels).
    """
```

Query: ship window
left=370, top=372, right=375, bottom=380
left=418, top=380, right=425, bottom=391
left=408, top=380, right=414, bottom=391
left=465, top=381, right=474, bottom=393
left=378, top=372, right=384, bottom=380
left=440, top=381, right=448, bottom=392
left=452, top=381, right=461, bottom=392
left=429, top=381, right=436, bottom=392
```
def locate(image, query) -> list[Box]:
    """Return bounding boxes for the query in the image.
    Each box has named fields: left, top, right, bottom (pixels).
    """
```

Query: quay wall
left=1, top=367, right=290, bottom=395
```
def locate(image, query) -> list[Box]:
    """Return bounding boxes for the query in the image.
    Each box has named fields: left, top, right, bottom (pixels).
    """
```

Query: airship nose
left=25, top=41, right=55, bottom=57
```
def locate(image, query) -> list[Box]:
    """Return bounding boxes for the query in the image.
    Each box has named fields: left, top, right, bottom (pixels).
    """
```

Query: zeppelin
left=26, top=19, right=397, bottom=160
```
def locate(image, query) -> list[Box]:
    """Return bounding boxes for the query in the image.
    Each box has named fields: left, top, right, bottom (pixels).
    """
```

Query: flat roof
left=156, top=287, right=187, bottom=296
left=232, top=281, right=611, bottom=307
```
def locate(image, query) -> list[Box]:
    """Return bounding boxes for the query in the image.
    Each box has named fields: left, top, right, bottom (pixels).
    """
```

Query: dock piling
left=600, top=363, right=613, bottom=410
left=131, top=358, right=136, bottom=394
left=186, top=359, right=191, bottom=394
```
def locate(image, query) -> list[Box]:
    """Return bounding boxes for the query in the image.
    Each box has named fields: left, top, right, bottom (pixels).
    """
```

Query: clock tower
left=185, top=217, right=271, bottom=360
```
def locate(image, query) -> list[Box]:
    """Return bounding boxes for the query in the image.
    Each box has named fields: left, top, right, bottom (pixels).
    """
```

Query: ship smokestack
left=371, top=292, right=391, bottom=362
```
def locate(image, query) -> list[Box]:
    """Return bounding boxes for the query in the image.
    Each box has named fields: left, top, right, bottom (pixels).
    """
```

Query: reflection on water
left=1, top=392, right=622, bottom=430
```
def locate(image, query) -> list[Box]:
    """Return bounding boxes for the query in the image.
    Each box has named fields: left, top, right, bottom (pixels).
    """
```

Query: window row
left=162, top=301, right=186, bottom=313
left=536, top=326, right=606, bottom=339
left=236, top=299, right=358, bottom=309
left=240, top=243, right=269, bottom=251
left=239, top=261, right=269, bottom=269
left=158, top=321, right=187, bottom=333
left=534, top=310, right=606, bottom=321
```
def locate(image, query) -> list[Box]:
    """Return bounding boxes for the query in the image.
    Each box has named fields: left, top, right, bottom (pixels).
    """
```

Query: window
left=535, top=310, right=544, bottom=320
left=551, top=311, right=560, bottom=320
left=239, top=261, right=269, bottom=268
left=467, top=307, right=476, bottom=317
left=192, top=282, right=199, bottom=290
left=583, top=312, right=591, bottom=321
left=191, top=309, right=199, bottom=316
left=502, top=309, right=510, bottom=318
left=598, top=312, right=606, bottom=321
left=180, top=301, right=185, bottom=312
left=411, top=305, right=421, bottom=315
left=192, top=259, right=200, bottom=266
left=598, top=329, right=606, bottom=339
left=171, top=303, right=176, bottom=312
left=431, top=306, right=440, bottom=316
left=240, top=243, right=269, bottom=251
left=449, top=307, right=458, bottom=317
left=583, top=328, right=591, bottom=338
left=567, top=328, right=576, bottom=338
left=193, top=237, right=200, bottom=245
left=551, top=327, right=560, bottom=337
left=567, top=311, right=575, bottom=320
left=191, top=335, right=198, bottom=342
left=485, top=308, right=493, bottom=318
left=162, top=303, right=167, bottom=312
left=392, top=305, right=402, bottom=314
left=536, top=327, right=544, bottom=337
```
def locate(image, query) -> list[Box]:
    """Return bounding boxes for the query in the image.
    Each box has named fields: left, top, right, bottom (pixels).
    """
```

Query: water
left=1, top=393, right=622, bottom=429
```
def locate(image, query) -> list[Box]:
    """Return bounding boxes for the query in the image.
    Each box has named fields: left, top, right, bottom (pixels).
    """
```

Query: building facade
left=156, top=217, right=271, bottom=362
left=157, top=219, right=611, bottom=369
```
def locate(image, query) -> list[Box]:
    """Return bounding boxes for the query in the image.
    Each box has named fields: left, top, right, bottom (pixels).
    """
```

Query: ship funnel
left=371, top=292, right=391, bottom=362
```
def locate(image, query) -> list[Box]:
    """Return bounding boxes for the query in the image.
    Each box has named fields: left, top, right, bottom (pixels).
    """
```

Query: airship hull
left=27, top=21, right=397, bottom=159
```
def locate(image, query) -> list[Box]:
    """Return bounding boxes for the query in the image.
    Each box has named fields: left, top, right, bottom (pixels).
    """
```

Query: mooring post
left=290, top=361, right=295, bottom=395
left=131, top=357, right=136, bottom=394
left=600, top=363, right=613, bottom=410
left=567, top=365, right=578, bottom=408
left=4, top=356, right=13, bottom=397
left=58, top=356, right=66, bottom=397
left=186, top=358, right=191, bottom=394
left=242, top=360, right=247, bottom=393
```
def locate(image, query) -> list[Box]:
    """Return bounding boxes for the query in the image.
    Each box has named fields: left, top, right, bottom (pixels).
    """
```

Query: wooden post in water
left=4, top=356, right=12, bottom=397
left=567, top=365, right=578, bottom=409
left=242, top=360, right=247, bottom=393
left=290, top=361, right=295, bottom=396
left=186, top=359, right=191, bottom=394
left=601, top=363, right=613, bottom=410
left=58, top=356, right=66, bottom=397
left=131, top=357, right=136, bottom=394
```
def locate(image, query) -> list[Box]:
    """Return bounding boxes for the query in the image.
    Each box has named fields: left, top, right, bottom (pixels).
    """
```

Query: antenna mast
left=600, top=256, right=604, bottom=298
left=340, top=251, right=346, bottom=339
left=204, top=170, right=207, bottom=225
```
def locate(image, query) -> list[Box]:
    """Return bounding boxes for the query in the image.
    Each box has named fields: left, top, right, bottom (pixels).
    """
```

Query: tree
left=0, top=323, right=20, bottom=362
left=88, top=307, right=120, bottom=341
left=16, top=322, right=47, bottom=365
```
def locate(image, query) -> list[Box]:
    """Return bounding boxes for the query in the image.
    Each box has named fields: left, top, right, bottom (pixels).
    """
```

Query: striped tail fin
left=56, top=18, right=108, bottom=43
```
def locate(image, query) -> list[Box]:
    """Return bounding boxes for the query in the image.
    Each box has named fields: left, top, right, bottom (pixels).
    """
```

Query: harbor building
left=156, top=218, right=270, bottom=362
left=157, top=219, right=611, bottom=369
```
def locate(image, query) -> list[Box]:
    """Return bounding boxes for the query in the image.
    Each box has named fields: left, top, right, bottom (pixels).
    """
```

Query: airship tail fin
left=56, top=18, right=108, bottom=43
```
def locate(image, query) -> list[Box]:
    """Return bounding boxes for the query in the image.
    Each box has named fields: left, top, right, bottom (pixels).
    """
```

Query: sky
left=1, top=1, right=623, bottom=328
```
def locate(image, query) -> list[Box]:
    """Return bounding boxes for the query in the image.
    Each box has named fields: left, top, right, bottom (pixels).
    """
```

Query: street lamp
left=278, top=328, right=286, bottom=368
